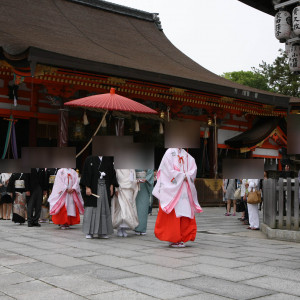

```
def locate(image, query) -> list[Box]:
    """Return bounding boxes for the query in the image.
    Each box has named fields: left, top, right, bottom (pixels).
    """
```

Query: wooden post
left=293, top=178, right=299, bottom=230
left=58, top=108, right=68, bottom=147
left=208, top=126, right=215, bottom=178
left=263, top=178, right=277, bottom=229
left=270, top=178, right=277, bottom=229
left=278, top=178, right=284, bottom=229
left=29, top=84, right=38, bottom=147
left=286, top=178, right=292, bottom=229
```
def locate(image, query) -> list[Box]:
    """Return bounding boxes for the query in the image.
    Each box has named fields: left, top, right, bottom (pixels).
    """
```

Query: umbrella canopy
left=64, top=88, right=158, bottom=118
left=64, top=88, right=160, bottom=158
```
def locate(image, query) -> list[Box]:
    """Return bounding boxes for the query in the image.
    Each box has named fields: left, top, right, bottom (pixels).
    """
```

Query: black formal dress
left=7, top=173, right=29, bottom=224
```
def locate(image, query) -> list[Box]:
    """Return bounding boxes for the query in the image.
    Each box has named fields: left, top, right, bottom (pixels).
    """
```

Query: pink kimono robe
left=48, top=168, right=84, bottom=225
left=153, top=148, right=202, bottom=243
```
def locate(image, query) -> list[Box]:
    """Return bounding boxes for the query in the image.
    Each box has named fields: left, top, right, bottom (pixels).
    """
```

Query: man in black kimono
left=80, top=156, right=118, bottom=239
left=27, top=168, right=48, bottom=227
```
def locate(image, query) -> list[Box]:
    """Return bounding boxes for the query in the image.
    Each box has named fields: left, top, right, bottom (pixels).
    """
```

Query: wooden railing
left=263, top=178, right=300, bottom=230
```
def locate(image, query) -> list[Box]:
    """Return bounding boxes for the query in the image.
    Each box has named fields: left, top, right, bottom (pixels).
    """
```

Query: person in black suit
left=26, top=168, right=48, bottom=227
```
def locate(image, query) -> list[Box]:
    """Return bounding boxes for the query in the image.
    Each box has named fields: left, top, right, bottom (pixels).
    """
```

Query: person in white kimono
left=48, top=168, right=84, bottom=229
left=153, top=148, right=202, bottom=248
left=111, top=169, right=139, bottom=237
left=246, top=179, right=260, bottom=230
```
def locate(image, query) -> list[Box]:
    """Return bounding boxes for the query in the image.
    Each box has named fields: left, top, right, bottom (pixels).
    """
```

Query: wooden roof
left=0, top=0, right=292, bottom=109
left=238, top=0, right=276, bottom=16
left=225, top=117, right=286, bottom=148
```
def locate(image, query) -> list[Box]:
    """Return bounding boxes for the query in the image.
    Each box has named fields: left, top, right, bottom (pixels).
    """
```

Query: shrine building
left=0, top=0, right=295, bottom=178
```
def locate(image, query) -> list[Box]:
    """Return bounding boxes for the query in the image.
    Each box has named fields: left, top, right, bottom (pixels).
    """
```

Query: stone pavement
left=1, top=207, right=300, bottom=299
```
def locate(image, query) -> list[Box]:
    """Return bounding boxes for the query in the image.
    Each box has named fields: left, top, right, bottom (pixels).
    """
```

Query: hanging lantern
left=293, top=6, right=300, bottom=35
left=83, top=110, right=89, bottom=125
left=285, top=42, right=292, bottom=55
left=159, top=122, right=164, bottom=134
left=285, top=31, right=296, bottom=55
left=135, top=119, right=140, bottom=132
left=289, top=43, right=300, bottom=73
left=73, top=120, right=84, bottom=140
left=274, top=10, right=291, bottom=43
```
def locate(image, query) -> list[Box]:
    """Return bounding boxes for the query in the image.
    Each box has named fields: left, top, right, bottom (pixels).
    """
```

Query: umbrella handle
left=76, top=110, right=108, bottom=158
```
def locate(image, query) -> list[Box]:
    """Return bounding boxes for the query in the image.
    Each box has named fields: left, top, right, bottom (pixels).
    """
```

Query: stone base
left=261, top=223, right=300, bottom=243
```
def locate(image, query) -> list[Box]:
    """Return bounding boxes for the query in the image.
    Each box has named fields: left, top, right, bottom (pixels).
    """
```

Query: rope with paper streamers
left=1, top=115, right=18, bottom=159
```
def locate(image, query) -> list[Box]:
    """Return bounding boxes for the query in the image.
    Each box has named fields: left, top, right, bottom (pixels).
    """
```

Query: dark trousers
left=27, top=186, right=42, bottom=225
left=243, top=199, right=249, bottom=221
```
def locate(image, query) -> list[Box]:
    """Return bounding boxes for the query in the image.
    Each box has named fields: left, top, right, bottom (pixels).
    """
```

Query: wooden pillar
left=208, top=127, right=215, bottom=178
left=29, top=85, right=38, bottom=146
left=28, top=118, right=37, bottom=146
left=58, top=108, right=68, bottom=147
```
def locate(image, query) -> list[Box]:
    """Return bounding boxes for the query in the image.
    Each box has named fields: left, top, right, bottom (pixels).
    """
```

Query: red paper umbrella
left=64, top=88, right=158, bottom=116
left=64, top=88, right=159, bottom=157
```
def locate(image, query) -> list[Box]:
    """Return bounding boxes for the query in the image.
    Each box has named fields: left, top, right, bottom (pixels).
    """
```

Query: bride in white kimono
left=111, top=169, right=139, bottom=237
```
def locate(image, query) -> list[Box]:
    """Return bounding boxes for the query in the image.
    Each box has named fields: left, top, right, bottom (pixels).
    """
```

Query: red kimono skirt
left=52, top=204, right=80, bottom=226
left=154, top=204, right=197, bottom=243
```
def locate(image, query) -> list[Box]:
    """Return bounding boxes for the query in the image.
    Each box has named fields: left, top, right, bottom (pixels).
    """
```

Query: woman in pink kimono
left=48, top=168, right=84, bottom=229
left=153, top=148, right=203, bottom=248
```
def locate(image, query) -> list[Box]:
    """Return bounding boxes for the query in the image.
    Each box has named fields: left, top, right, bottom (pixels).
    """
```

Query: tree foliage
left=222, top=70, right=270, bottom=91
left=221, top=49, right=300, bottom=97
left=252, top=49, right=300, bottom=97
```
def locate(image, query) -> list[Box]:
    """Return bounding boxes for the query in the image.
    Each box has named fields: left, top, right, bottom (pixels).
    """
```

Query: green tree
left=252, top=49, right=300, bottom=97
left=222, top=49, right=300, bottom=97
left=221, top=70, right=270, bottom=91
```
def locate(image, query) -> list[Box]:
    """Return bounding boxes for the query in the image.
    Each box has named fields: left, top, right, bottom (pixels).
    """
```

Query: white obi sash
left=136, top=171, right=146, bottom=180
left=15, top=180, right=25, bottom=189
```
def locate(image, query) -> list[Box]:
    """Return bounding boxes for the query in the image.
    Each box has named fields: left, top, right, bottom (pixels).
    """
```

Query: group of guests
left=80, top=156, right=155, bottom=239
left=0, top=148, right=204, bottom=248
left=0, top=168, right=60, bottom=226
left=222, top=172, right=268, bottom=231
left=0, top=161, right=155, bottom=239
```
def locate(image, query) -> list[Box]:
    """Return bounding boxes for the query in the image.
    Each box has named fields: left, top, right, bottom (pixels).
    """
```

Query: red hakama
left=52, top=204, right=80, bottom=226
left=154, top=205, right=197, bottom=243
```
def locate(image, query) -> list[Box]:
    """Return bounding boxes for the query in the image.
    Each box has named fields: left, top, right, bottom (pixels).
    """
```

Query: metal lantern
left=289, top=43, right=300, bottom=73
left=275, top=10, right=292, bottom=42
left=293, top=6, right=300, bottom=36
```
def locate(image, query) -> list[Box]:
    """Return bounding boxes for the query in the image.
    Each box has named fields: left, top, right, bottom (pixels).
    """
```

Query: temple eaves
left=238, top=0, right=276, bottom=16
left=65, top=0, right=163, bottom=30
